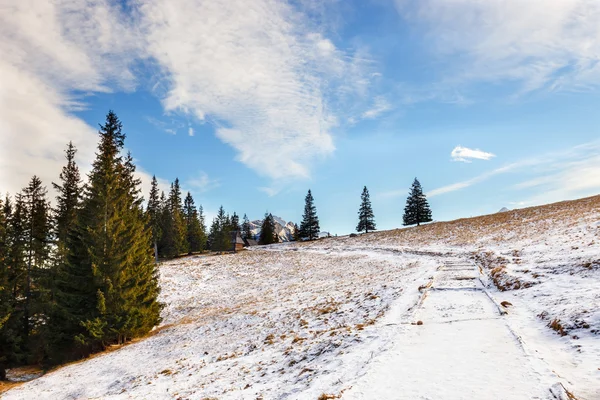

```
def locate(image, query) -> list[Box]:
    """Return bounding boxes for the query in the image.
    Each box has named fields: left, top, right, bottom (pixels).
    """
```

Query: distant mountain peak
left=498, top=207, right=510, bottom=213
left=249, top=215, right=296, bottom=242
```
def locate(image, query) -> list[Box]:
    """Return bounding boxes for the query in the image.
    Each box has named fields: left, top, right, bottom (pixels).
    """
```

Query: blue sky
left=1, top=0, right=600, bottom=235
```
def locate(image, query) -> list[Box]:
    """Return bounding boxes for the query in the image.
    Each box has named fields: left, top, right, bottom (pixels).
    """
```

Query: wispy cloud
left=0, top=0, right=379, bottom=195
left=138, top=0, right=374, bottom=180
left=258, top=186, right=280, bottom=197
left=188, top=127, right=194, bottom=137
left=0, top=0, right=139, bottom=195
left=186, top=171, right=220, bottom=193
left=395, top=0, right=600, bottom=95
left=428, top=140, right=600, bottom=199
left=428, top=163, right=520, bottom=197
left=451, top=146, right=496, bottom=163
left=361, top=97, right=392, bottom=119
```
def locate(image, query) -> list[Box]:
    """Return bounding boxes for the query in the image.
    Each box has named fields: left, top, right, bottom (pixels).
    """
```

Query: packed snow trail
left=344, top=260, right=564, bottom=400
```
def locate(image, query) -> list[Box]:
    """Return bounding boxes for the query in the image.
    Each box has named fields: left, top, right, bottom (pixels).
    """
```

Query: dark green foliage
left=21, top=176, right=52, bottom=357
left=53, top=142, right=81, bottom=262
left=299, top=189, right=320, bottom=241
left=357, top=186, right=376, bottom=233
left=292, top=223, right=300, bottom=241
left=160, top=179, right=187, bottom=258
left=183, top=192, right=205, bottom=254
left=146, top=176, right=161, bottom=262
left=230, top=212, right=240, bottom=233
left=259, top=213, right=277, bottom=245
left=403, top=178, right=433, bottom=226
left=209, top=206, right=231, bottom=253
left=0, top=196, right=17, bottom=380
left=241, top=214, right=252, bottom=240
left=54, top=111, right=162, bottom=360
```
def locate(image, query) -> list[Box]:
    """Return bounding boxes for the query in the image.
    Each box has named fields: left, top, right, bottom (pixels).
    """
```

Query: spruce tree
left=157, top=191, right=169, bottom=258
left=183, top=192, right=204, bottom=254
left=21, top=176, right=52, bottom=355
left=230, top=212, right=240, bottom=233
left=259, top=213, right=277, bottom=245
left=197, top=204, right=207, bottom=252
left=292, top=223, right=300, bottom=241
left=146, top=176, right=161, bottom=262
left=52, top=142, right=81, bottom=299
left=356, top=186, right=376, bottom=233
left=209, top=206, right=231, bottom=253
left=0, top=195, right=25, bottom=372
left=402, top=178, right=433, bottom=226
left=241, top=214, right=252, bottom=240
left=55, top=111, right=162, bottom=358
left=299, top=189, right=320, bottom=240
left=0, top=196, right=14, bottom=380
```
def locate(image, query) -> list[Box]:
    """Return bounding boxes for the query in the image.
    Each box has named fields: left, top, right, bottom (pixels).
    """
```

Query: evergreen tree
left=146, top=176, right=161, bottom=262
left=197, top=205, right=207, bottom=252
left=356, top=186, right=376, bottom=233
left=0, top=196, right=14, bottom=380
left=157, top=191, right=169, bottom=258
left=0, top=195, right=25, bottom=373
left=21, top=176, right=52, bottom=356
left=162, top=179, right=187, bottom=257
left=183, top=192, right=204, bottom=254
left=230, top=212, right=240, bottom=233
left=54, top=111, right=162, bottom=360
left=259, top=213, right=277, bottom=245
left=52, top=142, right=81, bottom=299
left=299, top=189, right=320, bottom=240
left=292, top=223, right=300, bottom=241
left=241, top=214, right=252, bottom=240
left=209, top=206, right=231, bottom=253
left=402, top=178, right=433, bottom=226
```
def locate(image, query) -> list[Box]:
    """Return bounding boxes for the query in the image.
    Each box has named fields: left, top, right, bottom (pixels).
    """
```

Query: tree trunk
left=0, top=363, right=7, bottom=381
left=154, top=241, right=159, bottom=263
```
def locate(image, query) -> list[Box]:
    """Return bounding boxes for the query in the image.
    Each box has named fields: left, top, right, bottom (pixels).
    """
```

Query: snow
left=3, top=196, right=599, bottom=399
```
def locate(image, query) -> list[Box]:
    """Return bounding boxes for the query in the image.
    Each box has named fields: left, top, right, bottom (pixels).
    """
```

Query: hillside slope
left=4, top=195, right=599, bottom=399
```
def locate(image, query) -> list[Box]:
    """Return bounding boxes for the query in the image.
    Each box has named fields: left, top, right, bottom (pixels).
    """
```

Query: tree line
left=0, top=110, right=433, bottom=379
left=295, top=178, right=433, bottom=239
left=0, top=112, right=162, bottom=378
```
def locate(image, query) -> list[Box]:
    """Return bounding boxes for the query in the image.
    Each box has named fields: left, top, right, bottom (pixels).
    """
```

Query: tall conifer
left=55, top=111, right=162, bottom=358
left=402, top=178, right=433, bottom=226
left=183, top=192, right=204, bottom=254
left=241, top=214, right=252, bottom=240
left=299, top=190, right=320, bottom=240
left=259, top=213, right=277, bottom=245
left=357, top=186, right=376, bottom=233
left=146, top=176, right=161, bottom=262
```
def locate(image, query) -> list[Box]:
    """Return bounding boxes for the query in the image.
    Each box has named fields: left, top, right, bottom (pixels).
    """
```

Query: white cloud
left=186, top=171, right=220, bottom=193
left=395, top=0, right=600, bottom=94
left=0, top=0, right=377, bottom=195
left=361, top=97, right=392, bottom=120
left=0, top=0, right=139, bottom=195
left=188, top=127, right=194, bottom=137
left=451, top=146, right=496, bottom=163
left=427, top=140, right=600, bottom=199
left=137, top=0, right=371, bottom=180
left=428, top=163, right=519, bottom=197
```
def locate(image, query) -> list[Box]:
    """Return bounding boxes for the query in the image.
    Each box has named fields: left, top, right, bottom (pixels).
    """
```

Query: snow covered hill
left=4, top=195, right=599, bottom=399
left=249, top=215, right=296, bottom=242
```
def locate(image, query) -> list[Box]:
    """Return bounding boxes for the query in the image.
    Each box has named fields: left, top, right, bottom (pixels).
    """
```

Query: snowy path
left=344, top=260, right=565, bottom=400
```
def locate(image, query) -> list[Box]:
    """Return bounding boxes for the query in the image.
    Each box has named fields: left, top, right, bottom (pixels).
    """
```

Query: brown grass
left=363, top=194, right=600, bottom=247
left=548, top=319, right=568, bottom=336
